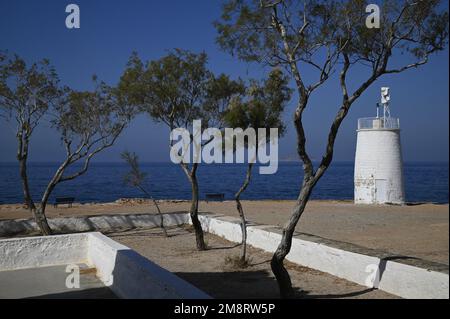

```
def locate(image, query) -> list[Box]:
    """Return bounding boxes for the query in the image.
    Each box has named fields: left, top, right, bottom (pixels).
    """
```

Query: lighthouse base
left=354, top=129, right=405, bottom=205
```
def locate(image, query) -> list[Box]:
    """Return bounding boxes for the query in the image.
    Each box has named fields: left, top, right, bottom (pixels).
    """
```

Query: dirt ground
left=1, top=199, right=447, bottom=264
left=108, top=226, right=398, bottom=299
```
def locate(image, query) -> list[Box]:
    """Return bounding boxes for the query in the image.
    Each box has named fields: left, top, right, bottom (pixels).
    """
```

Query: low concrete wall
left=2, top=212, right=448, bottom=298
left=0, top=213, right=189, bottom=237
left=0, top=233, right=210, bottom=299
left=0, top=233, right=88, bottom=271
left=87, top=232, right=210, bottom=299
left=377, top=258, right=449, bottom=299
left=196, top=214, right=449, bottom=299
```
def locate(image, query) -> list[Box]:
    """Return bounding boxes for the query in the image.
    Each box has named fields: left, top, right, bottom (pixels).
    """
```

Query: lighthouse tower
left=354, top=87, right=405, bottom=204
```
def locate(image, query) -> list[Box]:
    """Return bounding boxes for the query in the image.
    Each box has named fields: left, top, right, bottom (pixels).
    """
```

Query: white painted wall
left=354, top=128, right=405, bottom=204
left=0, top=234, right=88, bottom=270
left=87, top=232, right=210, bottom=299
left=196, top=214, right=449, bottom=299
left=377, top=260, right=449, bottom=299
left=0, top=212, right=190, bottom=237
left=0, top=233, right=210, bottom=299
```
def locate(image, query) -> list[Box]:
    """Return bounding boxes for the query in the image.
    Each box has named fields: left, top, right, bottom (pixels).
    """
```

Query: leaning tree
left=223, top=68, right=291, bottom=263
left=0, top=52, right=61, bottom=232
left=119, top=49, right=245, bottom=250
left=121, top=150, right=168, bottom=237
left=215, top=0, right=448, bottom=297
left=0, top=53, right=135, bottom=235
left=32, top=81, right=135, bottom=234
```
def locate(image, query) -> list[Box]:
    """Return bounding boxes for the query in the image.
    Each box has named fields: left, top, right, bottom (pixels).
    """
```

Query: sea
left=0, top=162, right=448, bottom=204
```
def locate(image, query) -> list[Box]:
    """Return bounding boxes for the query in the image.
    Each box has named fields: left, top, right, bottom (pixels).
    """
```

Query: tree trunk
left=17, top=135, right=52, bottom=236
left=271, top=180, right=315, bottom=298
left=152, top=198, right=168, bottom=237
left=235, top=163, right=253, bottom=262
left=37, top=161, right=71, bottom=236
left=136, top=185, right=167, bottom=236
left=139, top=186, right=168, bottom=237
left=18, top=157, right=34, bottom=209
left=37, top=181, right=59, bottom=236
left=33, top=206, right=52, bottom=235
left=20, top=158, right=52, bottom=235
left=189, top=167, right=206, bottom=250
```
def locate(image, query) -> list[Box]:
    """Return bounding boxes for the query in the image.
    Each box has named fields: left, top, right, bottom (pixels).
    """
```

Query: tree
left=215, top=0, right=448, bottom=297
left=223, top=68, right=291, bottom=263
left=119, top=49, right=245, bottom=250
left=121, top=150, right=168, bottom=237
left=0, top=53, right=135, bottom=235
left=0, top=52, right=61, bottom=232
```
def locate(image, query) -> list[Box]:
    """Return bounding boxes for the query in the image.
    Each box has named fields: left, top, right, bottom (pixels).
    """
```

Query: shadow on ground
left=175, top=270, right=377, bottom=299
left=26, top=287, right=117, bottom=299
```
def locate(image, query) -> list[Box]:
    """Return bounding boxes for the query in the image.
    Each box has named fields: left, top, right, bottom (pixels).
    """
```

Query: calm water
left=0, top=162, right=448, bottom=204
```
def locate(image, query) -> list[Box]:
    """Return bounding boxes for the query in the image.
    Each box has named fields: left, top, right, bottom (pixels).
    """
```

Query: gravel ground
left=108, top=226, right=399, bottom=299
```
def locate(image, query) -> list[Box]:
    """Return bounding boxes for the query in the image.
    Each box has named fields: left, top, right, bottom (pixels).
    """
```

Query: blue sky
left=0, top=0, right=448, bottom=162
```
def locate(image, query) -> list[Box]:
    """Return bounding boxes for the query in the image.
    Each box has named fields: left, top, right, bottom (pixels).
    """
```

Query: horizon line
left=0, top=160, right=448, bottom=164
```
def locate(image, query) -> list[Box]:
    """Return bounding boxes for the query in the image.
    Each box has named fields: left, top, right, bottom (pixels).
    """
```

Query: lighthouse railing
left=358, top=117, right=400, bottom=130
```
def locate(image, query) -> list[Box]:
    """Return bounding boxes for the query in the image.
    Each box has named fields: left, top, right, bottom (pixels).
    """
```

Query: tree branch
left=384, top=58, right=429, bottom=74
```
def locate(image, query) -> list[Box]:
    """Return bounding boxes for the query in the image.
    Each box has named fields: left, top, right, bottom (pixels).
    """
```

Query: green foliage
left=0, top=51, right=61, bottom=132
left=116, top=51, right=146, bottom=108
left=119, top=49, right=245, bottom=130
left=215, top=0, right=338, bottom=65
left=55, top=82, right=128, bottom=146
left=0, top=51, right=136, bottom=160
left=121, top=150, right=147, bottom=188
left=215, top=0, right=448, bottom=74
left=223, top=68, right=292, bottom=141
left=203, top=73, right=246, bottom=128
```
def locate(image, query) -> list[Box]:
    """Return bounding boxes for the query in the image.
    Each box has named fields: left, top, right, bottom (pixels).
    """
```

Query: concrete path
left=0, top=264, right=116, bottom=299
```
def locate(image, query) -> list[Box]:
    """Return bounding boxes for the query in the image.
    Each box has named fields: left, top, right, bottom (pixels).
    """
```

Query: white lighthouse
left=354, top=87, right=405, bottom=204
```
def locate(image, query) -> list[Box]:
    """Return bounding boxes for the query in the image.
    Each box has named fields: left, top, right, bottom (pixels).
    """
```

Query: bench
left=53, top=197, right=75, bottom=208
left=205, top=193, right=225, bottom=202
